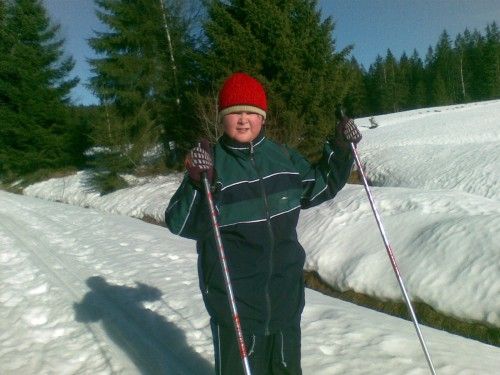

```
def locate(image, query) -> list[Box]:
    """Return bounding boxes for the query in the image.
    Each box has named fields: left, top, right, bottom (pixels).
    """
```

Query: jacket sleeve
left=164, top=174, right=210, bottom=240
left=287, top=140, right=354, bottom=209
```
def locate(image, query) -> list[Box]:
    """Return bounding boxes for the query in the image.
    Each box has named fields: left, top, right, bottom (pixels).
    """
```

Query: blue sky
left=42, top=0, right=500, bottom=106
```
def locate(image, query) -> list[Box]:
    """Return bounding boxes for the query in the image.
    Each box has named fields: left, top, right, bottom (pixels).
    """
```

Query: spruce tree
left=365, top=55, right=387, bottom=114
left=408, top=50, right=426, bottom=108
left=0, top=0, right=78, bottom=179
left=89, top=0, right=197, bottom=175
left=380, top=49, right=409, bottom=113
left=429, top=31, right=457, bottom=104
left=432, top=73, right=450, bottom=105
left=0, top=0, right=10, bottom=108
left=201, top=0, right=352, bottom=159
left=468, top=29, right=488, bottom=100
left=483, top=22, right=500, bottom=98
left=341, top=23, right=500, bottom=115
left=0, top=0, right=10, bottom=175
left=396, top=53, right=411, bottom=110
left=343, top=58, right=368, bottom=117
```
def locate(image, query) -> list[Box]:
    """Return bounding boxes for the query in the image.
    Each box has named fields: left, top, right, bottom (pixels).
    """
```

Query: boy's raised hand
left=333, top=106, right=362, bottom=146
left=338, top=117, right=362, bottom=144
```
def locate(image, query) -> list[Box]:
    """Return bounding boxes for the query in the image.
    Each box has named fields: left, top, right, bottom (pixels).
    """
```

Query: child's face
left=222, top=112, right=264, bottom=143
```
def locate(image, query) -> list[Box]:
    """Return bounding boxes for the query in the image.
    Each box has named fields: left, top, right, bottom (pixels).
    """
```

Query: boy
left=165, top=72, right=361, bottom=374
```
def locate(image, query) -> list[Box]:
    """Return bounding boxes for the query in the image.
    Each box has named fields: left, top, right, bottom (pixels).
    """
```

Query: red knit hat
left=218, top=72, right=267, bottom=119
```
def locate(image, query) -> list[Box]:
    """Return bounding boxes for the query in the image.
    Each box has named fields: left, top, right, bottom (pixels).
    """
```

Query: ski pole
left=349, top=143, right=437, bottom=375
left=201, top=172, right=252, bottom=375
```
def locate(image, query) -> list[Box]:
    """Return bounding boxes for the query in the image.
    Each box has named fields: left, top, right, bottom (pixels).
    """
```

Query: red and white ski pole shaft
left=201, top=173, right=252, bottom=375
left=350, top=143, right=437, bottom=375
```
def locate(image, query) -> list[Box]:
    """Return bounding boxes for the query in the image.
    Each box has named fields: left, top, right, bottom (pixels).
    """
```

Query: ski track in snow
left=0, top=193, right=213, bottom=375
left=0, top=202, right=121, bottom=374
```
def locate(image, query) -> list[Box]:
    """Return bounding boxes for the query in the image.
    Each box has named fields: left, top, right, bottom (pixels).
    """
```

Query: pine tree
left=483, top=22, right=500, bottom=98
left=380, top=49, right=409, bottom=113
left=361, top=23, right=500, bottom=112
left=365, top=55, right=384, bottom=114
left=396, top=53, right=411, bottom=110
left=343, top=57, right=368, bottom=117
left=468, top=29, right=488, bottom=100
left=432, top=73, right=450, bottom=105
left=0, top=0, right=78, bottom=179
left=89, top=0, right=197, bottom=175
left=0, top=0, right=11, bottom=105
left=0, top=0, right=11, bottom=173
left=408, top=50, right=426, bottom=108
left=201, top=0, right=351, bottom=159
left=429, top=30, right=457, bottom=104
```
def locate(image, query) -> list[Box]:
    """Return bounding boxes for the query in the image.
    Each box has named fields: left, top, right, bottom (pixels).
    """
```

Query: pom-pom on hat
left=218, top=72, right=267, bottom=119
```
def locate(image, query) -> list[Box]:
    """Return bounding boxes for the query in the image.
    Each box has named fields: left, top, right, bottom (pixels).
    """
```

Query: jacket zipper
left=249, top=141, right=275, bottom=335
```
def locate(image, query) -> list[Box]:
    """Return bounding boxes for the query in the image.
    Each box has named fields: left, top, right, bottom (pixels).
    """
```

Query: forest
left=1, top=0, right=499, bottom=192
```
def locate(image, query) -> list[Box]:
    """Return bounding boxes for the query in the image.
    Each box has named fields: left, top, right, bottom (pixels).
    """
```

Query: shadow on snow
left=74, top=276, right=213, bottom=374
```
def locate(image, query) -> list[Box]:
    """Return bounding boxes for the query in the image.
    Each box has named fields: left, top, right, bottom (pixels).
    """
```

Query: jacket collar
left=220, top=128, right=266, bottom=152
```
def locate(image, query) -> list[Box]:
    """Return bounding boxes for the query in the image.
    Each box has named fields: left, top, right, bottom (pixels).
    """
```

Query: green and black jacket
left=165, top=131, right=353, bottom=335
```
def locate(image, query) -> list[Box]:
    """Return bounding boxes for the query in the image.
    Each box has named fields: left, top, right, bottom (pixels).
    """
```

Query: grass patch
left=347, top=167, right=362, bottom=184
left=134, top=160, right=171, bottom=177
left=304, top=270, right=500, bottom=347
left=89, top=171, right=129, bottom=195
left=141, top=215, right=165, bottom=226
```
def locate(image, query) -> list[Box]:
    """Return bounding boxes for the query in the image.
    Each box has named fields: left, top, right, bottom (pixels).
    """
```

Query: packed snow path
left=0, top=192, right=212, bottom=374
left=1, top=191, right=499, bottom=374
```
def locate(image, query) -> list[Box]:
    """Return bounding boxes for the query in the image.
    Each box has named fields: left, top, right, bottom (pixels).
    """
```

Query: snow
left=2, top=100, right=499, bottom=373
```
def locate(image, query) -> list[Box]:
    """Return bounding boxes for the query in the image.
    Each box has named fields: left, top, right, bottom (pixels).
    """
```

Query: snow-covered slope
left=355, top=100, right=500, bottom=200
left=1, top=191, right=499, bottom=374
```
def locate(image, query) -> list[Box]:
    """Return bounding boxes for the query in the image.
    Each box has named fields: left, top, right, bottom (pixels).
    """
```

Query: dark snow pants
left=210, top=320, right=302, bottom=375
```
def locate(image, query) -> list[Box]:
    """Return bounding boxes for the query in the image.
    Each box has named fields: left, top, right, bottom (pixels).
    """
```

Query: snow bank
left=299, top=185, right=500, bottom=326
left=24, top=171, right=182, bottom=223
